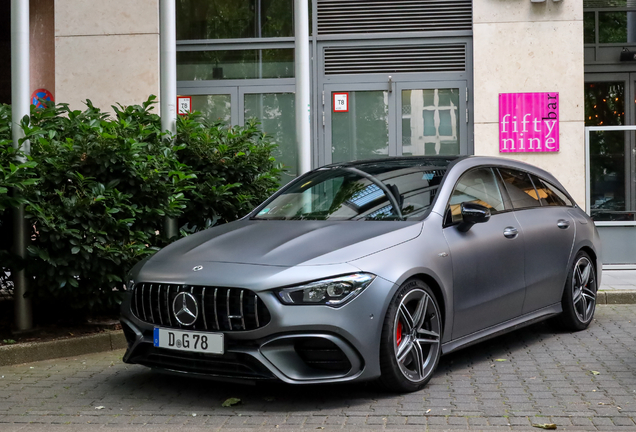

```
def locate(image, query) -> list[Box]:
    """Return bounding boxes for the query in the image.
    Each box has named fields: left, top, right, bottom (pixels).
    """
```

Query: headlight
left=275, top=273, right=375, bottom=307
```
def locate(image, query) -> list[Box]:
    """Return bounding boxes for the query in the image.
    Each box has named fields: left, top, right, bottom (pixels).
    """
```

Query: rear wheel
left=379, top=279, right=442, bottom=392
left=556, top=251, right=597, bottom=331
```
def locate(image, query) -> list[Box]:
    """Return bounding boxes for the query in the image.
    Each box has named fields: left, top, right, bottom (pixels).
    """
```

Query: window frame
left=442, top=166, right=509, bottom=228
left=496, top=167, right=544, bottom=212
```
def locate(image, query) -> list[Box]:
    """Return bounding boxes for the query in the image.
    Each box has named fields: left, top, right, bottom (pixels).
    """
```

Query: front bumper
left=120, top=275, right=396, bottom=384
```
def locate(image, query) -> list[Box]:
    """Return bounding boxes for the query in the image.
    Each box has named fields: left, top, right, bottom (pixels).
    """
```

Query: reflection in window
left=584, top=12, right=595, bottom=44
left=584, top=82, right=624, bottom=127
left=402, top=89, right=459, bottom=156
left=244, top=93, right=297, bottom=184
left=191, top=95, right=231, bottom=123
left=529, top=175, right=572, bottom=207
left=448, top=168, right=504, bottom=224
left=253, top=160, right=451, bottom=221
left=599, top=11, right=636, bottom=43
left=589, top=130, right=628, bottom=220
left=177, top=49, right=294, bottom=80
left=176, top=0, right=294, bottom=40
left=498, top=168, right=541, bottom=210
left=332, top=91, right=389, bottom=163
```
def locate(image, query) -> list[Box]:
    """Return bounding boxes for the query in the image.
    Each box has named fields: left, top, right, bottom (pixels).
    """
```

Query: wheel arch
left=403, top=273, right=448, bottom=336
left=580, top=246, right=598, bottom=271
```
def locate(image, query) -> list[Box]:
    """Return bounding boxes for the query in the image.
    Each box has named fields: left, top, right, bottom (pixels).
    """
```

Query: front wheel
left=556, top=251, right=597, bottom=331
left=379, top=279, right=442, bottom=392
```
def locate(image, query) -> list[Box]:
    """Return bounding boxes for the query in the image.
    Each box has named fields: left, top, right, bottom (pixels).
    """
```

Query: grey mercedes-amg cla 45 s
left=120, top=156, right=601, bottom=392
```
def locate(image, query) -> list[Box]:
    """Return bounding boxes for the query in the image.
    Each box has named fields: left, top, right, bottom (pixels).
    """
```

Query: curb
left=0, top=330, right=126, bottom=367
left=598, top=290, right=636, bottom=305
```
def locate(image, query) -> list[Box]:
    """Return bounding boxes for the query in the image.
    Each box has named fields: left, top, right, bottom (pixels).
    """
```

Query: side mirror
left=457, top=202, right=491, bottom=232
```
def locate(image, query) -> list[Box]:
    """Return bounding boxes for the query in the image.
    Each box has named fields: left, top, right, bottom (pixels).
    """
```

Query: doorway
left=585, top=73, right=636, bottom=266
left=321, top=80, right=468, bottom=166
left=178, top=82, right=298, bottom=183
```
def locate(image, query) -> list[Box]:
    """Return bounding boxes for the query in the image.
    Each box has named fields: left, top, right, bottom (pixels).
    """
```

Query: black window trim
left=442, top=165, right=511, bottom=228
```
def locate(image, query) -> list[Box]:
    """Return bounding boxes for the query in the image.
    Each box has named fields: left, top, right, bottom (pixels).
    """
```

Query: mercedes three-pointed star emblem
left=172, top=292, right=198, bottom=326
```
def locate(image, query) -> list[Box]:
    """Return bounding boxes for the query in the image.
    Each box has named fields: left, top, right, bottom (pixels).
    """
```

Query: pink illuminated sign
left=499, top=92, right=559, bottom=153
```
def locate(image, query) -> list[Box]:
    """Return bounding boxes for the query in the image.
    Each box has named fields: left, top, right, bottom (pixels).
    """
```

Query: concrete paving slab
left=0, top=305, right=635, bottom=431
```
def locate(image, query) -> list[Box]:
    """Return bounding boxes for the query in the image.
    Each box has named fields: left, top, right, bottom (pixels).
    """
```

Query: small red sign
left=31, top=89, right=54, bottom=108
left=177, top=96, right=192, bottom=115
left=333, top=92, right=349, bottom=112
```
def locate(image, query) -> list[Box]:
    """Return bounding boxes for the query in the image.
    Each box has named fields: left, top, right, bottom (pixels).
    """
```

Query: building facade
left=2, top=0, right=636, bottom=266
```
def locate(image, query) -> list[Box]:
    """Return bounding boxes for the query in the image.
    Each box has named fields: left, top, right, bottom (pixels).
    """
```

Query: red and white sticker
left=333, top=93, right=349, bottom=112
left=177, top=96, right=192, bottom=115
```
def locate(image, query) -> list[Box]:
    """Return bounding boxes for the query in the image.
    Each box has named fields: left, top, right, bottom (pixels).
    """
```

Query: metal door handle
left=557, top=219, right=570, bottom=229
left=503, top=227, right=518, bottom=238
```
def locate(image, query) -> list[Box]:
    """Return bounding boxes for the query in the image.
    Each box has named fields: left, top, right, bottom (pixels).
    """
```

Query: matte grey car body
left=120, top=156, right=601, bottom=391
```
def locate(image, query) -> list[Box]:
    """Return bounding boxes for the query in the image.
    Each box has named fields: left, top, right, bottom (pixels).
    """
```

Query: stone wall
left=473, top=0, right=585, bottom=205
left=54, top=0, right=160, bottom=113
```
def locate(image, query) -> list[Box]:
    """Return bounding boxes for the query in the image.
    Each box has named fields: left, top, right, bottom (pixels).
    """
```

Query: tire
left=379, top=279, right=442, bottom=392
left=556, top=251, right=597, bottom=331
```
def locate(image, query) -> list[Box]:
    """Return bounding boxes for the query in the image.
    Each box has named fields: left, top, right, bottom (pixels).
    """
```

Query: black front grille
left=294, top=338, right=352, bottom=373
left=131, top=346, right=275, bottom=380
left=131, top=283, right=271, bottom=331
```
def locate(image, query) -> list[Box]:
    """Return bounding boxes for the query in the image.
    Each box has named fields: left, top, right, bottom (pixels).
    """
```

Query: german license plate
left=153, top=328, right=224, bottom=354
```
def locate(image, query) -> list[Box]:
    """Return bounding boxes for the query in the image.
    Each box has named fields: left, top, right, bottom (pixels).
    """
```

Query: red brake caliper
left=396, top=320, right=403, bottom=346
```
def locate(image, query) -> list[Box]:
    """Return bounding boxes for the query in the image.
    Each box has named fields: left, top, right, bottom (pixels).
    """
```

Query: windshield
left=252, top=159, right=452, bottom=221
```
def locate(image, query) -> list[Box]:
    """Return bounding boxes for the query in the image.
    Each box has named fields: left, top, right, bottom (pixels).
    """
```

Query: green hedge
left=0, top=97, right=281, bottom=313
left=176, top=114, right=280, bottom=230
left=0, top=105, right=39, bottom=292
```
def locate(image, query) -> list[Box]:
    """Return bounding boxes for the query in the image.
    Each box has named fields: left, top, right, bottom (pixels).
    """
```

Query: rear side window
left=530, top=175, right=573, bottom=207
left=498, top=168, right=541, bottom=210
left=447, top=167, right=505, bottom=224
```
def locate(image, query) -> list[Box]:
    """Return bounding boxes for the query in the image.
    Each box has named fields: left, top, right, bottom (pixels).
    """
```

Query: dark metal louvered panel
left=324, top=44, right=465, bottom=75
left=131, top=283, right=271, bottom=332
left=317, top=0, right=472, bottom=35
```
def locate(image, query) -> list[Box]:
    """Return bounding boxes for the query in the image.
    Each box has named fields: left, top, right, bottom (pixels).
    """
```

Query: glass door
left=584, top=73, right=636, bottom=266
left=322, top=80, right=468, bottom=165
left=239, top=85, right=297, bottom=184
left=323, top=83, right=395, bottom=165
left=183, top=87, right=239, bottom=125
left=585, top=73, right=635, bottom=221
left=397, top=82, right=468, bottom=156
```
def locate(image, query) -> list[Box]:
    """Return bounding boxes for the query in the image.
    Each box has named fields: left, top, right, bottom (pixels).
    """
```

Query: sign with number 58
left=333, top=93, right=349, bottom=112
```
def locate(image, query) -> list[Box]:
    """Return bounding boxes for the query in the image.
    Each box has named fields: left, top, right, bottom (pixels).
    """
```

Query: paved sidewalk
left=1, top=304, right=636, bottom=431
left=600, top=270, right=636, bottom=291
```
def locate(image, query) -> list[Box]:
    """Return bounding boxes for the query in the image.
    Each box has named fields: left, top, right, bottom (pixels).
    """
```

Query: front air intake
left=294, top=337, right=352, bottom=373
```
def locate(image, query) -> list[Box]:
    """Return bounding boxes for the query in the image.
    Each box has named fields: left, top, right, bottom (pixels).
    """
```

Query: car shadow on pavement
left=98, top=320, right=568, bottom=414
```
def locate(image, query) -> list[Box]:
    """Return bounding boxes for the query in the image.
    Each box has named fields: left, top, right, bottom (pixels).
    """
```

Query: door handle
left=557, top=219, right=570, bottom=229
left=503, top=227, right=518, bottom=239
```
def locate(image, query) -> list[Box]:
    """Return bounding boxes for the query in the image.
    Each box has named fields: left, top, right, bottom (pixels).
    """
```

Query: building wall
left=473, top=0, right=585, bottom=205
left=30, top=0, right=55, bottom=101
left=54, top=0, right=160, bottom=112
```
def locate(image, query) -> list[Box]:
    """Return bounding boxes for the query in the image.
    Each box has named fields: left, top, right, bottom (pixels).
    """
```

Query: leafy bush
left=0, top=96, right=281, bottom=315
left=176, top=114, right=281, bottom=230
left=0, top=104, right=39, bottom=292
left=22, top=97, right=193, bottom=311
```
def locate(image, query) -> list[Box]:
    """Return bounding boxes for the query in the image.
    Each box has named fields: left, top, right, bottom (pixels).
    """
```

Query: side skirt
left=441, top=303, right=562, bottom=355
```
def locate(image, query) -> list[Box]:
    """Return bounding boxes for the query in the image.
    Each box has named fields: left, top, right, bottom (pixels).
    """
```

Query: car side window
left=498, top=168, right=542, bottom=210
left=447, top=167, right=505, bottom=224
left=530, top=174, right=573, bottom=207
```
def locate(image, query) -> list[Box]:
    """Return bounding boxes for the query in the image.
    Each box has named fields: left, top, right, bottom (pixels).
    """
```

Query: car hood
left=150, top=219, right=423, bottom=267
